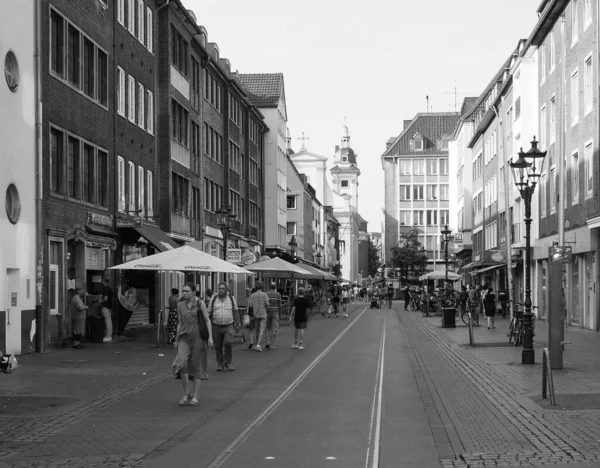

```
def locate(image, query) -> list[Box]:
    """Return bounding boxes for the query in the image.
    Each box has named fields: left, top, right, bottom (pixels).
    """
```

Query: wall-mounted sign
left=226, top=249, right=242, bottom=264
left=242, top=251, right=256, bottom=265
left=87, top=212, right=113, bottom=228
left=115, top=217, right=143, bottom=228
left=11, top=292, right=17, bottom=307
left=491, top=252, right=504, bottom=262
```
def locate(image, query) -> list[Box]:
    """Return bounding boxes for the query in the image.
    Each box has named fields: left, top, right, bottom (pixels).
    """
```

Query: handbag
left=196, top=300, right=210, bottom=340
left=243, top=314, right=251, bottom=327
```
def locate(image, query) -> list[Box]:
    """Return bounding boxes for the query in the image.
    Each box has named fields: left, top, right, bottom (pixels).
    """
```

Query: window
left=126, top=161, right=135, bottom=210
left=550, top=166, right=556, bottom=211
left=413, top=159, right=424, bottom=175
left=137, top=165, right=144, bottom=211
left=413, top=210, right=424, bottom=226
left=399, top=210, right=411, bottom=226
left=171, top=26, right=188, bottom=76
left=440, top=209, right=449, bottom=226
left=572, top=150, right=579, bottom=202
left=117, top=67, right=125, bottom=116
left=515, top=96, right=521, bottom=120
left=67, top=137, right=80, bottom=199
left=400, top=185, right=411, bottom=201
left=550, top=30, right=555, bottom=72
left=171, top=172, right=189, bottom=215
left=204, top=71, right=222, bottom=112
left=117, top=0, right=125, bottom=25
left=426, top=210, right=438, bottom=226
left=137, top=0, right=145, bottom=44
left=83, top=144, right=96, bottom=204
left=50, top=128, right=65, bottom=194
left=426, top=159, right=437, bottom=175
left=146, top=7, right=153, bottom=52
left=572, top=0, right=579, bottom=44
left=341, top=180, right=349, bottom=188
left=585, top=141, right=593, bottom=194
left=83, top=38, right=95, bottom=98
left=584, top=55, right=593, bottom=114
left=146, top=90, right=153, bottom=134
left=228, top=140, right=241, bottom=174
left=67, top=24, right=80, bottom=87
left=550, top=96, right=556, bottom=143
left=128, top=75, right=135, bottom=122
left=130, top=172, right=150, bottom=215
left=171, top=99, right=188, bottom=147
left=128, top=0, right=135, bottom=33
left=400, top=159, right=411, bottom=175
left=287, top=222, right=296, bottom=235
left=540, top=105, right=547, bottom=149
left=287, top=195, right=297, bottom=209
left=97, top=150, right=108, bottom=207
left=413, top=136, right=423, bottom=151
left=426, top=184, right=437, bottom=200
left=118, top=157, right=125, bottom=212
left=413, top=184, right=424, bottom=200
left=439, top=158, right=449, bottom=175
left=540, top=42, right=546, bottom=82
left=440, top=184, right=449, bottom=200
left=540, top=173, right=547, bottom=217
left=50, top=9, right=64, bottom=76
left=137, top=83, right=145, bottom=129
left=571, top=69, right=579, bottom=125
left=585, top=0, right=592, bottom=26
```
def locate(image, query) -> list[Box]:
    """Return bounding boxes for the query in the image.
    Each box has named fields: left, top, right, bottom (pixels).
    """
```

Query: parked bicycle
left=461, top=303, right=480, bottom=327
left=508, top=302, right=538, bottom=346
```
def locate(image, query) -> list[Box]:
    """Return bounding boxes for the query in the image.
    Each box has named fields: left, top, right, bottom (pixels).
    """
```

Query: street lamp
left=316, top=251, right=322, bottom=266
left=509, top=137, right=547, bottom=365
left=288, top=235, right=297, bottom=261
left=441, top=224, right=452, bottom=289
left=216, top=205, right=235, bottom=260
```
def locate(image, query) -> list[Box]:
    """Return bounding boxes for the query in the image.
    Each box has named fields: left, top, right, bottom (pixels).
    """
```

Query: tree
left=367, top=237, right=381, bottom=277
left=388, top=228, right=428, bottom=279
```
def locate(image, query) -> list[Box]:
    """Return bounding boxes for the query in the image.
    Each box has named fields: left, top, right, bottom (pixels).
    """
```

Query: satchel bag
left=196, top=301, right=210, bottom=340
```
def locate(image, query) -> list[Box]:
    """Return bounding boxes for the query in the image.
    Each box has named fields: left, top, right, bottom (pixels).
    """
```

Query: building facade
left=1, top=0, right=37, bottom=354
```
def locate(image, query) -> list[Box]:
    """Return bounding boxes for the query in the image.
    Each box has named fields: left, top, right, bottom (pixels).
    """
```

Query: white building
left=238, top=73, right=289, bottom=255
left=1, top=0, right=37, bottom=354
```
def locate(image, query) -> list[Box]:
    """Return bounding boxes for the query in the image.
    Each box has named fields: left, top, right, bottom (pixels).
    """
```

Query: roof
left=238, top=73, right=284, bottom=108
left=382, top=113, right=460, bottom=157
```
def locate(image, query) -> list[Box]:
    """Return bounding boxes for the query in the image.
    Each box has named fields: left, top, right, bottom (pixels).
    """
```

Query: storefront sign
left=86, top=247, right=106, bottom=270
left=491, top=252, right=504, bottom=262
left=242, top=251, right=256, bottom=265
left=116, top=217, right=143, bottom=228
left=549, top=246, right=572, bottom=263
left=226, top=249, right=242, bottom=264
left=87, top=212, right=113, bottom=228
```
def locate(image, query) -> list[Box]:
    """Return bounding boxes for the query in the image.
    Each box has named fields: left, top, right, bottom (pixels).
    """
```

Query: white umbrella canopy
left=109, top=246, right=253, bottom=274
left=246, top=257, right=312, bottom=279
left=419, top=270, right=462, bottom=281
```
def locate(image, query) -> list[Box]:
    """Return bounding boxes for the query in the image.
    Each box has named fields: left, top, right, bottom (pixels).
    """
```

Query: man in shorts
left=289, top=287, right=309, bottom=350
left=265, top=282, right=281, bottom=349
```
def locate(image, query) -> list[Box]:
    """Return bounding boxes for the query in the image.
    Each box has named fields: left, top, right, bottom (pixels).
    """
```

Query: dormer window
left=437, top=133, right=450, bottom=150
left=342, top=155, right=348, bottom=163
left=412, top=134, right=424, bottom=151
left=341, top=180, right=349, bottom=188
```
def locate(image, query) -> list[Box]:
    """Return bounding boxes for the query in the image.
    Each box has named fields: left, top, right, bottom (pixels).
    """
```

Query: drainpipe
left=492, top=103, right=514, bottom=320
left=34, top=0, right=45, bottom=352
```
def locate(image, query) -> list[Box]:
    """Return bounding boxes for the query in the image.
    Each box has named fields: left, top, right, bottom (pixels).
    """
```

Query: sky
left=187, top=0, right=541, bottom=232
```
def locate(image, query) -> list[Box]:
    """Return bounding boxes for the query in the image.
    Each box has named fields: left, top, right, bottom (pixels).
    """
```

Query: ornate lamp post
left=316, top=251, right=322, bottom=266
left=288, top=235, right=297, bottom=261
left=509, top=137, right=547, bottom=365
left=216, top=205, right=235, bottom=260
left=441, top=224, right=452, bottom=289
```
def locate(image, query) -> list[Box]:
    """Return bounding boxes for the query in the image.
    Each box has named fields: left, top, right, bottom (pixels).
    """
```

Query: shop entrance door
left=5, top=268, right=21, bottom=354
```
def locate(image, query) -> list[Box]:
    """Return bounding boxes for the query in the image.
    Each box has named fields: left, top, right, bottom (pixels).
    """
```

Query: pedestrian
left=341, top=286, right=350, bottom=317
left=204, top=288, right=214, bottom=308
left=207, top=282, right=240, bottom=371
left=498, top=288, right=508, bottom=319
left=99, top=278, right=114, bottom=342
left=243, top=287, right=257, bottom=349
left=166, top=288, right=179, bottom=344
left=247, top=281, right=269, bottom=352
left=70, top=288, right=88, bottom=349
left=483, top=287, right=497, bottom=329
left=172, top=283, right=212, bottom=406
left=266, top=282, right=282, bottom=349
left=289, top=287, right=309, bottom=350
left=353, top=285, right=359, bottom=302
left=403, top=285, right=411, bottom=310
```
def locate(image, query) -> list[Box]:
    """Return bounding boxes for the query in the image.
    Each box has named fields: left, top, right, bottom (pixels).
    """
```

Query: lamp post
left=316, top=251, right=322, bottom=266
left=509, top=137, right=547, bottom=365
left=288, top=235, right=297, bottom=261
left=216, top=205, right=235, bottom=260
left=441, top=224, right=452, bottom=290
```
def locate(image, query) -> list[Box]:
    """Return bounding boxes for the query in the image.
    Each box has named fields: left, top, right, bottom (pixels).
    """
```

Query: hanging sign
left=226, top=249, right=242, bottom=264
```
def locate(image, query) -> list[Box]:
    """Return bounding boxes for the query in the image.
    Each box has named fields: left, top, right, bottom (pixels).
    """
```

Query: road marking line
left=208, top=305, right=369, bottom=468
left=365, top=313, right=387, bottom=468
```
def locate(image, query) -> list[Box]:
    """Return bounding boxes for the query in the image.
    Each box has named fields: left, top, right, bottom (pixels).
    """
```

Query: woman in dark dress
left=483, top=288, right=497, bottom=329
left=167, top=288, right=179, bottom=344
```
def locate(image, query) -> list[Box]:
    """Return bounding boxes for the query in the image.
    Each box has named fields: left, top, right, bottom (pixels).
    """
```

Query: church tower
left=331, top=119, right=361, bottom=210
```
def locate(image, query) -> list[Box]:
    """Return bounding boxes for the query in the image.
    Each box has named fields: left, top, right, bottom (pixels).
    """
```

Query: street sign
left=226, top=249, right=242, bottom=264
left=549, top=246, right=572, bottom=263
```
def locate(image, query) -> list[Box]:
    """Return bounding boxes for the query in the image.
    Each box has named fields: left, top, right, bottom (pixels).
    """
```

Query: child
left=289, top=287, right=309, bottom=350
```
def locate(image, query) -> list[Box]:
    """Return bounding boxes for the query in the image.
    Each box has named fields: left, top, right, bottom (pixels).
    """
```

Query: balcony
left=171, top=140, right=190, bottom=168
left=170, top=64, right=190, bottom=100
left=171, top=213, right=190, bottom=236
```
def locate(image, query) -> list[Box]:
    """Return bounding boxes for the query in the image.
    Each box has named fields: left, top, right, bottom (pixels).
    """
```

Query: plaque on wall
left=86, top=247, right=106, bottom=270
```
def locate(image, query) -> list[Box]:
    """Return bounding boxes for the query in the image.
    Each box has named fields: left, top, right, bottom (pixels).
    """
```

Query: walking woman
left=483, top=287, right=497, bottom=330
left=341, top=286, right=350, bottom=317
left=172, top=283, right=212, bottom=406
left=166, top=288, right=179, bottom=344
left=70, top=288, right=88, bottom=349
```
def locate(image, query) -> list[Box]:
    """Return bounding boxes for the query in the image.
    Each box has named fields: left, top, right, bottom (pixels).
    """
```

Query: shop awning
left=134, top=225, right=179, bottom=252
left=475, top=264, right=505, bottom=274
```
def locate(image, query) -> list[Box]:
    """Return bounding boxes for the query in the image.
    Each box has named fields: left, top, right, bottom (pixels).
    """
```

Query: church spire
left=341, top=117, right=350, bottom=149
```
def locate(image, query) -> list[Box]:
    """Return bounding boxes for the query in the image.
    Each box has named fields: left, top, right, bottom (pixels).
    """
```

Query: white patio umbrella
left=419, top=270, right=462, bottom=281
left=109, top=246, right=253, bottom=274
left=246, top=257, right=312, bottom=279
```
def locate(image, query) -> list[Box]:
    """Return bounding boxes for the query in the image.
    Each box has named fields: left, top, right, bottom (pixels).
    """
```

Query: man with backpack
left=208, top=282, right=239, bottom=371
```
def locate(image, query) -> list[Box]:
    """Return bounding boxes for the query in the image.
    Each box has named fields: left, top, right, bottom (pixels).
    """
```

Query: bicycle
left=508, top=302, right=538, bottom=345
left=461, top=303, right=480, bottom=327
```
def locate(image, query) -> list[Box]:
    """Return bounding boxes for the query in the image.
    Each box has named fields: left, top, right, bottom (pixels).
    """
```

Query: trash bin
left=442, top=307, right=456, bottom=328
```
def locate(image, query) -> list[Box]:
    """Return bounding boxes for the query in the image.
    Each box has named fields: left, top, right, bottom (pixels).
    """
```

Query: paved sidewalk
left=401, top=306, right=600, bottom=467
